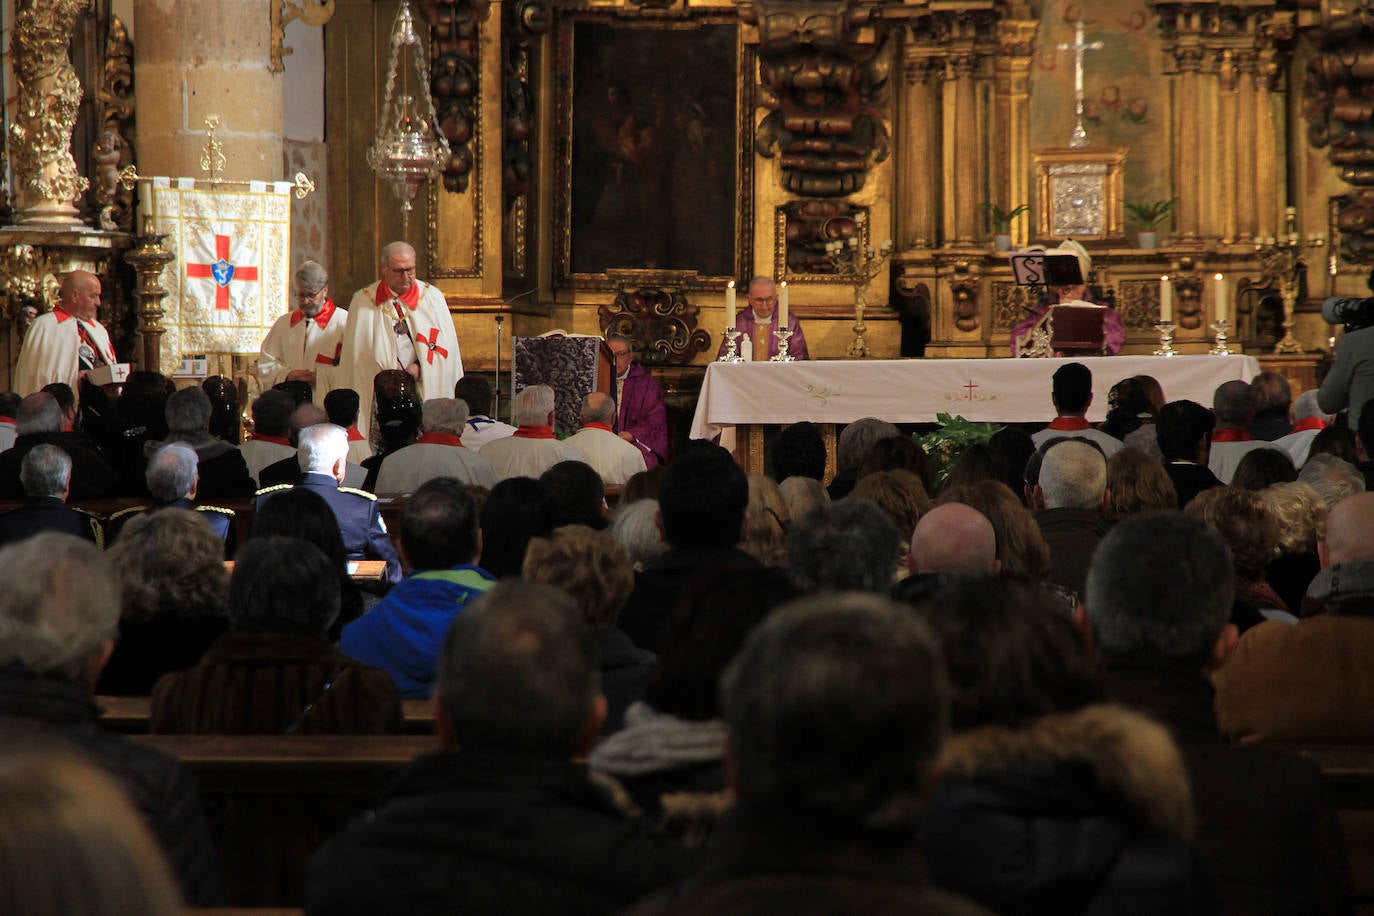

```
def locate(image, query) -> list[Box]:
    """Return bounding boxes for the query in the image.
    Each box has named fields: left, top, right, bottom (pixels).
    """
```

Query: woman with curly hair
left=1186, top=486, right=1288, bottom=626
left=96, top=509, right=229, bottom=695
left=1104, top=448, right=1177, bottom=520
left=1259, top=481, right=1328, bottom=614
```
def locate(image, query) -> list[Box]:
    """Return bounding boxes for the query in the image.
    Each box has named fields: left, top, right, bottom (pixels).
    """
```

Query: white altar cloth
left=689, top=354, right=1261, bottom=441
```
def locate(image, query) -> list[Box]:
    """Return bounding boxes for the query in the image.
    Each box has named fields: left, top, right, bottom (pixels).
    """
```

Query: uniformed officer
left=106, top=443, right=236, bottom=551
left=256, top=422, right=402, bottom=585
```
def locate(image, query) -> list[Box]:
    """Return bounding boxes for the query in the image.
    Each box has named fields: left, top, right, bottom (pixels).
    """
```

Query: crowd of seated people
left=0, top=362, right=1371, bottom=915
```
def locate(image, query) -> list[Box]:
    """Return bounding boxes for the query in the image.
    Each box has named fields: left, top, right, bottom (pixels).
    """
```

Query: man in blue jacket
left=341, top=477, right=495, bottom=697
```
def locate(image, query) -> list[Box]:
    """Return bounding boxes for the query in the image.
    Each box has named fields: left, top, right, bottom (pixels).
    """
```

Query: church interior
left=2, top=0, right=1371, bottom=417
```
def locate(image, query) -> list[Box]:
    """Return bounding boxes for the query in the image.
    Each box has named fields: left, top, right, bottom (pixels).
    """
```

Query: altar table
left=689, top=355, right=1261, bottom=472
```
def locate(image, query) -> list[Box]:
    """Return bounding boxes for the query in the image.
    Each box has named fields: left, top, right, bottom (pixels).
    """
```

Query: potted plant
left=983, top=202, right=1030, bottom=252
left=1125, top=198, right=1176, bottom=250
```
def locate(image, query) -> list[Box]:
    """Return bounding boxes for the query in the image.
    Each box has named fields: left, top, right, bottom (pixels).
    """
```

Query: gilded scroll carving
left=502, top=0, right=550, bottom=210
left=8, top=0, right=89, bottom=225
left=746, top=0, right=892, bottom=197
left=598, top=285, right=712, bottom=367
left=93, top=15, right=136, bottom=233
left=781, top=200, right=863, bottom=275
left=420, top=0, right=492, bottom=194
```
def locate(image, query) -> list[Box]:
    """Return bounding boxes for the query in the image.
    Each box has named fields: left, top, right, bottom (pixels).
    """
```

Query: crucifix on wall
left=1057, top=20, right=1103, bottom=149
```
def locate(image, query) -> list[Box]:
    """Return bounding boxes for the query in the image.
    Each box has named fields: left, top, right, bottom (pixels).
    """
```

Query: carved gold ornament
left=271, top=0, right=337, bottom=74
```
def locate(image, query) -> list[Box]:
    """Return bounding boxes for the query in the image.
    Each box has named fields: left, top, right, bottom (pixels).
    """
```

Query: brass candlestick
left=124, top=215, right=175, bottom=374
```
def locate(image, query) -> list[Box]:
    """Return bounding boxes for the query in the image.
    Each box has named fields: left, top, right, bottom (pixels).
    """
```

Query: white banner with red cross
left=147, top=177, right=293, bottom=372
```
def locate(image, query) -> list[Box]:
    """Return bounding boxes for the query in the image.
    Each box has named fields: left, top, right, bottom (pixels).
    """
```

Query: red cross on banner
left=186, top=233, right=260, bottom=310
left=420, top=328, right=449, bottom=364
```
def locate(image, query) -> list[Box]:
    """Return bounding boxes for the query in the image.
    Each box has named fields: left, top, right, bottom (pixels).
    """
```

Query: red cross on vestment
left=420, top=328, right=449, bottom=364
left=186, top=233, right=260, bottom=310
left=315, top=342, right=343, bottom=366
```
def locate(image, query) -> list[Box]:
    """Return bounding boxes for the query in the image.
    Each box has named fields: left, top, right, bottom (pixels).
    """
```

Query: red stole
left=1046, top=417, right=1091, bottom=431
left=1211, top=428, right=1253, bottom=443
left=290, top=298, right=338, bottom=328
left=417, top=431, right=464, bottom=447
left=512, top=426, right=556, bottom=440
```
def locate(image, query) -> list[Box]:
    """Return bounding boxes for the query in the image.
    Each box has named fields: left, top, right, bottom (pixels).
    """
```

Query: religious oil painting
left=1029, top=0, right=1173, bottom=207
left=565, top=21, right=739, bottom=279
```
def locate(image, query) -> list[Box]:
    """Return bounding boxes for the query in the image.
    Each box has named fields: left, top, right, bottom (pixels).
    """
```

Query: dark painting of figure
left=570, top=22, right=737, bottom=277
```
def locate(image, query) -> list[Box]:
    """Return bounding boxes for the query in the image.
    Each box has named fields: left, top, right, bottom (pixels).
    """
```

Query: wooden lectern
left=1048, top=304, right=1109, bottom=356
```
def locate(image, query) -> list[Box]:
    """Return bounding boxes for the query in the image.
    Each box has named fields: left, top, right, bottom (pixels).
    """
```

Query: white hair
left=422, top=398, right=470, bottom=436
left=1039, top=440, right=1107, bottom=509
left=0, top=535, right=118, bottom=681
left=379, top=241, right=415, bottom=266
left=298, top=423, right=349, bottom=474
left=515, top=385, right=556, bottom=428
left=1293, top=389, right=1333, bottom=423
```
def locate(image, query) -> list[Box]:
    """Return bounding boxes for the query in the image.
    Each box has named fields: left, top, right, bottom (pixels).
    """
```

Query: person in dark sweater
left=307, top=580, right=692, bottom=915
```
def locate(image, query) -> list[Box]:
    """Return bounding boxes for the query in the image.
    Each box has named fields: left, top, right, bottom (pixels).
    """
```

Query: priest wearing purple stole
left=606, top=336, right=669, bottom=468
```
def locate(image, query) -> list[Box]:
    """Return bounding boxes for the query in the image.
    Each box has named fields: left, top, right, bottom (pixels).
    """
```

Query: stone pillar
left=1254, top=53, right=1281, bottom=241
left=1216, top=51, right=1238, bottom=243
left=950, top=54, right=980, bottom=246
left=899, top=55, right=939, bottom=249
left=1173, top=46, right=1204, bottom=240
left=1235, top=52, right=1259, bottom=242
left=134, top=0, right=283, bottom=180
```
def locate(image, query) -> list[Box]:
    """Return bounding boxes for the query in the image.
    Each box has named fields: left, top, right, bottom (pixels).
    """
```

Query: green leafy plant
left=1125, top=198, right=1177, bottom=230
left=914, top=413, right=1003, bottom=491
left=982, top=202, right=1031, bottom=233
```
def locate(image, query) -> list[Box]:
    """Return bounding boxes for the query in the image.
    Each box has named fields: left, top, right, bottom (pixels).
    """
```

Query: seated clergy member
left=1029, top=362, right=1121, bottom=457
left=307, top=581, right=692, bottom=914
left=563, top=390, right=647, bottom=486
left=1207, top=380, right=1270, bottom=484
left=606, top=336, right=669, bottom=468
left=478, top=384, right=588, bottom=480
left=340, top=478, right=497, bottom=698
left=0, top=534, right=222, bottom=905
left=454, top=374, right=516, bottom=450
left=631, top=593, right=991, bottom=915
left=240, top=389, right=297, bottom=484
left=257, top=402, right=368, bottom=489
left=717, top=275, right=809, bottom=361
left=373, top=397, right=498, bottom=493
left=253, top=260, right=348, bottom=396
left=1091, top=512, right=1353, bottom=913
left=0, top=444, right=100, bottom=546
left=257, top=423, right=402, bottom=585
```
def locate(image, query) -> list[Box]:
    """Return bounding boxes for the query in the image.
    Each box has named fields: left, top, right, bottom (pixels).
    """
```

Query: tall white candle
left=1160, top=276, right=1173, bottom=323
left=778, top=282, right=789, bottom=327
left=725, top=280, right=736, bottom=328
left=1213, top=273, right=1228, bottom=323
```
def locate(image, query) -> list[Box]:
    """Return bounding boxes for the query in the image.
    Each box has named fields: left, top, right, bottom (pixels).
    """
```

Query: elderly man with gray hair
left=107, top=443, right=235, bottom=548
left=562, top=390, right=647, bottom=486
left=258, top=423, right=401, bottom=584
left=142, top=386, right=255, bottom=499
left=373, top=397, right=499, bottom=493
left=0, top=444, right=100, bottom=546
left=254, top=259, right=349, bottom=397
left=1031, top=438, right=1113, bottom=599
left=0, top=391, right=118, bottom=500
left=0, top=533, right=222, bottom=904
left=336, top=241, right=464, bottom=440
left=478, top=384, right=588, bottom=480
left=1276, top=388, right=1335, bottom=469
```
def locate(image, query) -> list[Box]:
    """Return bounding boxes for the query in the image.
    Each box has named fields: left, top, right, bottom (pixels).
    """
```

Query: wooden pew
left=133, top=734, right=433, bottom=907
left=99, top=696, right=436, bottom=735
left=1277, top=745, right=1374, bottom=915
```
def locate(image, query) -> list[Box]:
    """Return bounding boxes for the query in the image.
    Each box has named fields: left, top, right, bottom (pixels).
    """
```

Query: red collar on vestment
left=1212, top=428, right=1253, bottom=443
left=375, top=280, right=419, bottom=310
left=250, top=433, right=291, bottom=446
left=1291, top=417, right=1326, bottom=433
left=0, top=418, right=14, bottom=429
left=583, top=422, right=614, bottom=433
left=345, top=426, right=365, bottom=442
left=1047, top=417, right=1091, bottom=431
left=417, top=431, right=464, bottom=447
left=53, top=307, right=74, bottom=324
left=513, top=426, right=556, bottom=440
left=290, top=298, right=338, bottom=328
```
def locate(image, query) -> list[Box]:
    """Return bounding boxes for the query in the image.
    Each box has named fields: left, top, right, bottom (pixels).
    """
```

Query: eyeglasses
left=386, top=265, right=417, bottom=275
left=295, top=288, right=326, bottom=301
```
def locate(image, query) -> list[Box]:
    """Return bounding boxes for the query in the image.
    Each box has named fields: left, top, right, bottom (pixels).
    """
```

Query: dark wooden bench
left=100, top=696, right=436, bottom=735
left=1276, top=745, right=1374, bottom=914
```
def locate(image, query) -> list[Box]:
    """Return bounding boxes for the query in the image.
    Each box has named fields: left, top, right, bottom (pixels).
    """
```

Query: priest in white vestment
left=374, top=398, right=498, bottom=493
left=253, top=260, right=348, bottom=400
left=13, top=270, right=118, bottom=398
left=563, top=391, right=647, bottom=486
left=336, top=241, right=463, bottom=440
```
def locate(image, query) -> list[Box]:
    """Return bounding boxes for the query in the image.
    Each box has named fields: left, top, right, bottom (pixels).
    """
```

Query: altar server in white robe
left=13, top=270, right=117, bottom=398
left=253, top=260, right=348, bottom=400
left=336, top=241, right=463, bottom=440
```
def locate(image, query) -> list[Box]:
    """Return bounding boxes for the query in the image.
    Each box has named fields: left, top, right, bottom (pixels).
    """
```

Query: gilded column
left=1173, top=46, right=1204, bottom=240
left=951, top=54, right=980, bottom=245
left=1235, top=52, right=1259, bottom=242
left=1216, top=51, right=1238, bottom=244
left=9, top=0, right=89, bottom=225
left=996, top=21, right=1037, bottom=247
left=899, top=54, right=940, bottom=249
left=1254, top=50, right=1281, bottom=240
